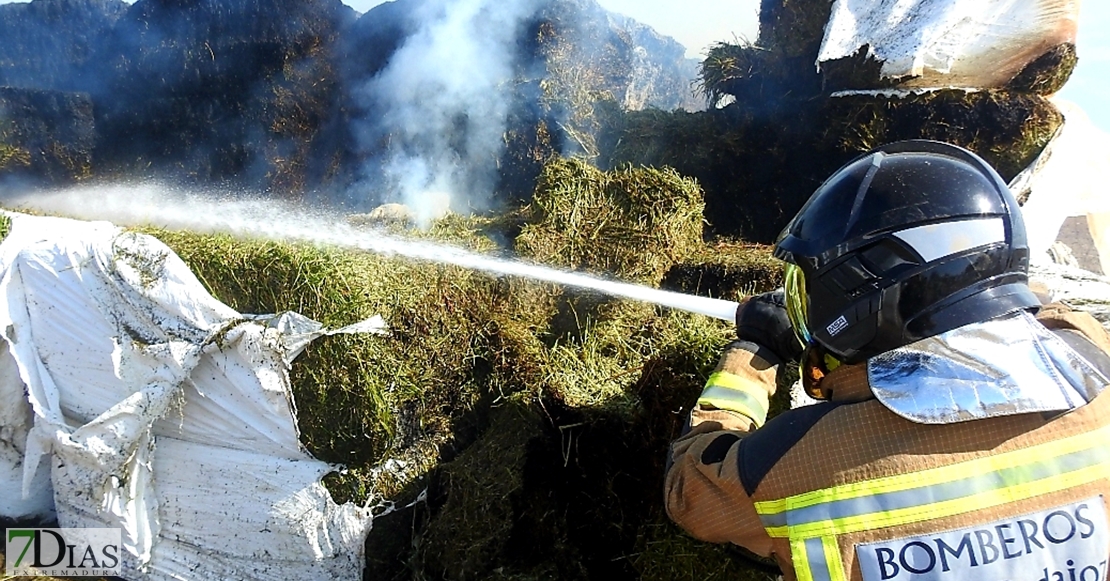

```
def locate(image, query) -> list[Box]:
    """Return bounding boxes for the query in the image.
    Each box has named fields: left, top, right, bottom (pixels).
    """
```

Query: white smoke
left=356, top=0, right=541, bottom=225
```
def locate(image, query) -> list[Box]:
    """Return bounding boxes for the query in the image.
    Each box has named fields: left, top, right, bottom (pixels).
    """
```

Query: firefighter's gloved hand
left=735, top=289, right=804, bottom=364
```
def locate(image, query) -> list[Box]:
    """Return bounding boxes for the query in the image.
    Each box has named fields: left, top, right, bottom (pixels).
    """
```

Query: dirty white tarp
left=818, top=0, right=1079, bottom=88
left=0, top=211, right=384, bottom=580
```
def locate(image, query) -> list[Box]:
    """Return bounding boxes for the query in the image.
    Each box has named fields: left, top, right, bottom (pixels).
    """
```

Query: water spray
left=1, top=185, right=742, bottom=322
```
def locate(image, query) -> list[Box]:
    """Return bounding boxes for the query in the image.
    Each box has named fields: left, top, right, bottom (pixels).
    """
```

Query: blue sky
left=0, top=0, right=1105, bottom=131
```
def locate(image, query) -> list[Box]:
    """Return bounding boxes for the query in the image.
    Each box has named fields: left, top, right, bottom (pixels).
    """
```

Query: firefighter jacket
left=665, top=304, right=1110, bottom=581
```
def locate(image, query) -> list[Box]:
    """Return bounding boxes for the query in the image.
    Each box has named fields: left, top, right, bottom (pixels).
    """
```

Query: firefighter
left=665, top=140, right=1110, bottom=581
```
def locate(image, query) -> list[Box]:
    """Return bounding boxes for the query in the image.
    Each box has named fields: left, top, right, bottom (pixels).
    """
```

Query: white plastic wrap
left=819, top=0, right=1079, bottom=88
left=0, top=345, right=53, bottom=520
left=1013, top=100, right=1110, bottom=274
left=0, top=212, right=385, bottom=580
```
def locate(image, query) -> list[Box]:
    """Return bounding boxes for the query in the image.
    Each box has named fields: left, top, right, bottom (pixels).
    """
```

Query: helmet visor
left=783, top=263, right=811, bottom=347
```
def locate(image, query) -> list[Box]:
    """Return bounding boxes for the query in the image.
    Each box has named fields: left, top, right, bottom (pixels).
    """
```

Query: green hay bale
left=411, top=307, right=745, bottom=581
left=663, top=241, right=783, bottom=303
left=823, top=89, right=1063, bottom=180
left=139, top=227, right=559, bottom=506
left=515, top=157, right=706, bottom=286
left=757, top=0, right=833, bottom=60
left=121, top=202, right=798, bottom=581
left=417, top=403, right=546, bottom=581
left=698, top=41, right=822, bottom=108
left=822, top=43, right=1079, bottom=95
left=539, top=299, right=666, bottom=415
left=1007, top=43, right=1079, bottom=95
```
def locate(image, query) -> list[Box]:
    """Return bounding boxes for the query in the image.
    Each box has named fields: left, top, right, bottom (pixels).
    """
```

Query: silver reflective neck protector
left=867, top=311, right=1109, bottom=425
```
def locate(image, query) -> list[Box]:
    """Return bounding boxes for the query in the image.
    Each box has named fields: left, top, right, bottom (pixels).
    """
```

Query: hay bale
left=121, top=206, right=792, bottom=581
left=823, top=89, right=1063, bottom=180
left=0, top=131, right=31, bottom=174
left=0, top=88, right=95, bottom=185
left=515, top=157, right=706, bottom=285
left=92, top=0, right=350, bottom=193
left=606, top=89, right=1060, bottom=242
left=758, top=0, right=833, bottom=60
left=119, top=181, right=793, bottom=581
left=417, top=403, right=546, bottom=580
left=821, top=43, right=1079, bottom=95
left=698, top=42, right=821, bottom=109
left=0, top=0, right=127, bottom=93
left=663, top=241, right=783, bottom=302
left=1006, top=43, right=1079, bottom=95
left=607, top=104, right=844, bottom=243
left=409, top=306, right=745, bottom=580
left=141, top=226, right=558, bottom=507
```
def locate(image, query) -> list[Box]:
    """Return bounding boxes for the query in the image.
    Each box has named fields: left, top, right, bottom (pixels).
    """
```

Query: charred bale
left=821, top=43, right=1080, bottom=95
left=92, top=0, right=354, bottom=194
left=527, top=0, right=700, bottom=114
left=605, top=88, right=1060, bottom=243
left=607, top=104, right=846, bottom=243
left=0, top=87, right=95, bottom=186
left=698, top=41, right=824, bottom=111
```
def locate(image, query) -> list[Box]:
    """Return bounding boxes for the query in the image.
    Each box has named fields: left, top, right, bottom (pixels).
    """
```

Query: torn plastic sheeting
left=248, top=310, right=388, bottom=363
left=0, top=211, right=381, bottom=580
left=60, top=438, right=370, bottom=580
left=819, top=0, right=1079, bottom=87
left=0, top=345, right=53, bottom=521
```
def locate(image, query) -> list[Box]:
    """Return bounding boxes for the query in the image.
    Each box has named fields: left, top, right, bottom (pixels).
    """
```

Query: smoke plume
left=352, top=0, right=541, bottom=224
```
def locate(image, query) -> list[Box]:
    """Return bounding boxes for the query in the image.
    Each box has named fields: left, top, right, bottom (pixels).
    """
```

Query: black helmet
left=774, top=140, right=1039, bottom=364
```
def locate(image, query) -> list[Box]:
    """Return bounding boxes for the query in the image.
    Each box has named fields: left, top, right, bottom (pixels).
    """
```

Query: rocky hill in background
left=0, top=0, right=701, bottom=205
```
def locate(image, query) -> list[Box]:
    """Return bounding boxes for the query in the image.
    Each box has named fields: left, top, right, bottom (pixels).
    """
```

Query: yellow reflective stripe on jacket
left=754, top=423, right=1110, bottom=581
left=791, top=537, right=849, bottom=581
left=697, top=371, right=769, bottom=427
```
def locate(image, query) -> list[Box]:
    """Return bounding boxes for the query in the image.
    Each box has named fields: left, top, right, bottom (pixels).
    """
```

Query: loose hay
left=515, top=157, right=706, bottom=285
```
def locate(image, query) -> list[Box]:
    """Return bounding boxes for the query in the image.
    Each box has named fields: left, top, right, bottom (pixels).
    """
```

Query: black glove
left=735, top=289, right=804, bottom=364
